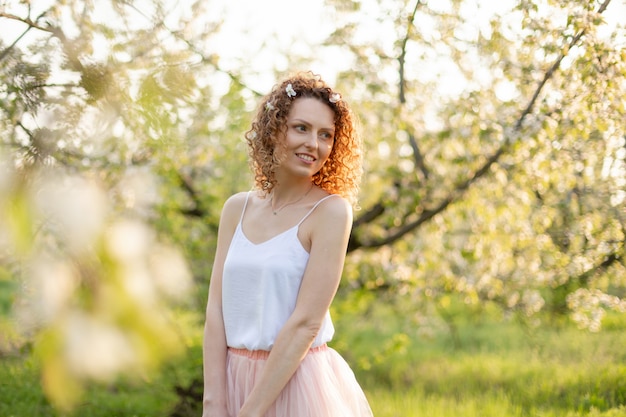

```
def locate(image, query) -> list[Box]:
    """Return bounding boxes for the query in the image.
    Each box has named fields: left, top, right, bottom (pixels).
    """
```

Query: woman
left=202, top=72, right=373, bottom=417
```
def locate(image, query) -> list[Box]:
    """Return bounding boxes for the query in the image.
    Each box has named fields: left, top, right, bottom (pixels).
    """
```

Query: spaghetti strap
left=296, top=194, right=338, bottom=227
left=239, top=191, right=251, bottom=224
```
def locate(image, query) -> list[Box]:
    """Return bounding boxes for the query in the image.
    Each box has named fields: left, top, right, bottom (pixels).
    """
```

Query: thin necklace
left=271, top=183, right=314, bottom=215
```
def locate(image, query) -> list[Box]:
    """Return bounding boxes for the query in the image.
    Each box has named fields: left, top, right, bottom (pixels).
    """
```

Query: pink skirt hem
left=226, top=344, right=373, bottom=417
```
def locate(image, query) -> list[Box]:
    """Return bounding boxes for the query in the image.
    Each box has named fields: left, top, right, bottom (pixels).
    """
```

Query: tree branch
left=0, top=10, right=49, bottom=62
left=515, top=0, right=611, bottom=131
left=176, top=171, right=207, bottom=218
left=22, top=82, right=78, bottom=92
left=350, top=0, right=613, bottom=251
left=351, top=146, right=505, bottom=250
left=578, top=251, right=624, bottom=287
left=398, top=0, right=422, bottom=104
left=352, top=202, right=386, bottom=228
left=0, top=12, right=53, bottom=33
left=124, top=2, right=264, bottom=97
left=397, top=1, right=430, bottom=181
left=408, top=131, right=430, bottom=180
left=0, top=24, right=31, bottom=62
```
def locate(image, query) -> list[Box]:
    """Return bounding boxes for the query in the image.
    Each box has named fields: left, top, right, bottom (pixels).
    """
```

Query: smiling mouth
left=296, top=153, right=315, bottom=162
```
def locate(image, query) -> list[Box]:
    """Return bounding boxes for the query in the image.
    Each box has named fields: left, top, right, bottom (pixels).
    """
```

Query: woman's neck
left=271, top=172, right=313, bottom=199
left=270, top=181, right=314, bottom=214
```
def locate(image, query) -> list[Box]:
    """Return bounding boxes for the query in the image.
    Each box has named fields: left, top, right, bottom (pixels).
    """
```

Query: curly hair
left=245, top=71, right=362, bottom=205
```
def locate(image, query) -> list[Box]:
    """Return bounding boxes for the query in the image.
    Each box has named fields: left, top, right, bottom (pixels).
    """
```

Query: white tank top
left=222, top=192, right=337, bottom=351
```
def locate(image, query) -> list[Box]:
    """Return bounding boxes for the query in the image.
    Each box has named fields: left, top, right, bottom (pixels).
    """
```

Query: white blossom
left=65, top=313, right=136, bottom=381
left=285, top=83, right=297, bottom=98
left=149, top=244, right=192, bottom=301
left=329, top=93, right=341, bottom=103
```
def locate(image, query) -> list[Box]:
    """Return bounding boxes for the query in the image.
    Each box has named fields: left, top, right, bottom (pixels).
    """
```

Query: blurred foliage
left=1, top=0, right=625, bottom=412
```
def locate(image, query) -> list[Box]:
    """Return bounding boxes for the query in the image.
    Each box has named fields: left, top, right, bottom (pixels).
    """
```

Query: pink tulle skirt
left=226, top=344, right=373, bottom=417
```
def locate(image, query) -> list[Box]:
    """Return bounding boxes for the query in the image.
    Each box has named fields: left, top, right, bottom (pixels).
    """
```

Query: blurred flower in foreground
left=33, top=174, right=108, bottom=254
left=64, top=312, right=137, bottom=380
left=4, top=165, right=192, bottom=411
left=114, top=165, right=161, bottom=216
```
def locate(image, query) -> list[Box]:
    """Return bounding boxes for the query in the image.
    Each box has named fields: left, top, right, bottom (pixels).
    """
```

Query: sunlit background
left=1, top=0, right=626, bottom=416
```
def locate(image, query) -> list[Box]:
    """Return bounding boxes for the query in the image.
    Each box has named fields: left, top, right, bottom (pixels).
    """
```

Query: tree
left=329, top=0, right=626, bottom=331
left=0, top=0, right=253, bottom=408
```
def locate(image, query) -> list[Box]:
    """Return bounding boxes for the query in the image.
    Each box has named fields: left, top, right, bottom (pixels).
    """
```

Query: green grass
left=0, top=355, right=180, bottom=417
left=1, top=298, right=626, bottom=417
left=331, top=293, right=626, bottom=417
left=368, top=389, right=626, bottom=417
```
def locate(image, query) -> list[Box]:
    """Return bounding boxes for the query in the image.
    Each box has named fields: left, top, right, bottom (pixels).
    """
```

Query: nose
left=304, top=131, right=318, bottom=149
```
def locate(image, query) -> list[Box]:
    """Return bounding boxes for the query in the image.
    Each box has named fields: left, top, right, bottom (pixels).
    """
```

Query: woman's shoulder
left=312, top=193, right=352, bottom=222
left=224, top=191, right=250, bottom=207
left=319, top=192, right=350, bottom=209
left=219, top=191, right=252, bottom=223
left=303, top=193, right=352, bottom=247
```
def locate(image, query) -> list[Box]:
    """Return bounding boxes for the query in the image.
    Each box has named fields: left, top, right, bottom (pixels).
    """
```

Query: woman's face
left=277, top=97, right=335, bottom=179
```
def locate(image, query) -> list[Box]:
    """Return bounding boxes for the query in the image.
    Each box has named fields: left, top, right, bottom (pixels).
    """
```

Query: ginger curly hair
left=245, top=72, right=362, bottom=204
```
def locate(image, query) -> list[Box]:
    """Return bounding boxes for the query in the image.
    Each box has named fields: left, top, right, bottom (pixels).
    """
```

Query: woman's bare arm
left=202, top=193, right=245, bottom=417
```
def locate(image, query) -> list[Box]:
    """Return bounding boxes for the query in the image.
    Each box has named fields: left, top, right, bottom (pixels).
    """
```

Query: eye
left=320, top=131, right=334, bottom=141
left=295, top=124, right=307, bottom=132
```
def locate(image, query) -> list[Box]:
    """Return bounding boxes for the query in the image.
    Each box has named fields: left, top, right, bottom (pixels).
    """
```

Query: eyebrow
left=290, top=118, right=335, bottom=132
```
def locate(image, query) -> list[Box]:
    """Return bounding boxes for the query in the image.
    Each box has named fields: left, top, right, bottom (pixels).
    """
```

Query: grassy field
left=1, top=301, right=626, bottom=417
left=334, top=294, right=626, bottom=417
